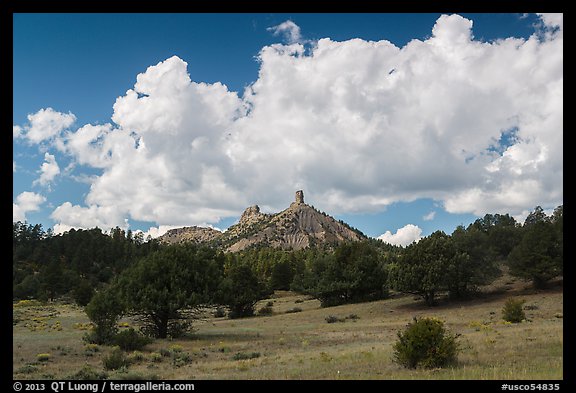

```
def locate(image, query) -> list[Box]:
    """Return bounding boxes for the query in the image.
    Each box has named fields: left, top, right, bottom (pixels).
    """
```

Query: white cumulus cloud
left=137, top=225, right=182, bottom=240
left=13, top=14, right=561, bottom=233
left=33, top=152, right=60, bottom=187
left=17, top=107, right=76, bottom=144
left=267, top=20, right=302, bottom=44
left=47, top=56, right=246, bottom=231
left=13, top=191, right=46, bottom=222
left=377, top=224, right=422, bottom=246
left=13, top=125, right=23, bottom=138
left=431, top=13, right=474, bottom=46
left=537, top=13, right=563, bottom=31
left=50, top=202, right=127, bottom=234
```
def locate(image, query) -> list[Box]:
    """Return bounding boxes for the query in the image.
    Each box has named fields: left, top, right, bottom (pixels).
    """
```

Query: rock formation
left=158, top=190, right=367, bottom=251
left=295, top=190, right=304, bottom=204
left=159, top=226, right=222, bottom=245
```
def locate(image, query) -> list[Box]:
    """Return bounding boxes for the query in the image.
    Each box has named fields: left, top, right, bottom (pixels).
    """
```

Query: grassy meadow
left=13, top=277, right=563, bottom=380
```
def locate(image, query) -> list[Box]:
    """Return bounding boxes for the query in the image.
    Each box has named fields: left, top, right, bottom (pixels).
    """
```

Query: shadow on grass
left=395, top=277, right=563, bottom=312
left=183, top=331, right=264, bottom=342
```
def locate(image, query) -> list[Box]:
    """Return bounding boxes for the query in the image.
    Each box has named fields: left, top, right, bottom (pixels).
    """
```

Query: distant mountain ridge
left=158, top=190, right=367, bottom=251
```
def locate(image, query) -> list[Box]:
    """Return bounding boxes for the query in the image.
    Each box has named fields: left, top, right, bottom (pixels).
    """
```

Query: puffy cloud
left=431, top=14, right=474, bottom=46
left=33, top=152, right=60, bottom=187
left=137, top=225, right=181, bottom=239
left=537, top=13, right=563, bottom=32
left=51, top=223, right=77, bottom=235
left=13, top=191, right=46, bottom=222
left=50, top=202, right=127, bottom=233
left=13, top=125, right=23, bottom=138
left=13, top=205, right=24, bottom=223
left=61, top=123, right=115, bottom=168
left=49, top=56, right=246, bottom=230
left=377, top=224, right=422, bottom=246
left=17, top=107, right=76, bottom=144
left=24, top=14, right=561, bottom=232
left=229, top=12, right=562, bottom=216
left=267, top=20, right=302, bottom=44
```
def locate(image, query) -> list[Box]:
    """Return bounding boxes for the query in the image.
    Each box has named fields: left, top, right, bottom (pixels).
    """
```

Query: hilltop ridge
left=159, top=190, right=367, bottom=251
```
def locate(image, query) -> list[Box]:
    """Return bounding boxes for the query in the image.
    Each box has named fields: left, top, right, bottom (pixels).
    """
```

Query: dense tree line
left=291, top=241, right=391, bottom=306
left=13, top=223, right=160, bottom=303
left=388, top=206, right=562, bottom=305
left=224, top=240, right=398, bottom=294
left=507, top=206, right=563, bottom=288
left=14, top=204, right=563, bottom=339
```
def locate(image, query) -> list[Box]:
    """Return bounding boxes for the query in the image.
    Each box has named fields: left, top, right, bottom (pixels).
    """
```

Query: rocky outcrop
left=158, top=191, right=367, bottom=252
left=290, top=190, right=305, bottom=207
left=295, top=190, right=304, bottom=204
left=225, top=200, right=366, bottom=252
left=238, top=205, right=268, bottom=228
left=222, top=205, right=272, bottom=240
left=159, top=226, right=222, bottom=245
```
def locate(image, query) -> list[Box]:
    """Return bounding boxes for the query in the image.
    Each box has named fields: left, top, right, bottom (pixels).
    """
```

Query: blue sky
left=13, top=13, right=563, bottom=245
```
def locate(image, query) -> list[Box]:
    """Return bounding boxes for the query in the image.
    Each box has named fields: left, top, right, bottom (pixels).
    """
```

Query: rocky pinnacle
left=295, top=190, right=304, bottom=204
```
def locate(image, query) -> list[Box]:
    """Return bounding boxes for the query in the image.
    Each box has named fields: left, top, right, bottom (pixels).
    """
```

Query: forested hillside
left=13, top=224, right=160, bottom=303
left=13, top=205, right=562, bottom=313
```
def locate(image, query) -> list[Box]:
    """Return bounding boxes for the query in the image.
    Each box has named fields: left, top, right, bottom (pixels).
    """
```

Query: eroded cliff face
left=158, top=190, right=367, bottom=251
left=225, top=202, right=364, bottom=252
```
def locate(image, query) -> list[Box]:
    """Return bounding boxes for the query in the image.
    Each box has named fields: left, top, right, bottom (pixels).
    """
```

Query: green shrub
left=67, top=365, right=109, bottom=380
left=502, top=298, right=526, bottom=323
left=127, top=351, right=145, bottom=364
left=84, top=290, right=124, bottom=345
left=231, top=352, right=261, bottom=361
left=325, top=315, right=345, bottom=323
left=149, top=352, right=163, bottom=363
left=84, top=343, right=100, bottom=353
left=213, top=307, right=226, bottom=318
left=36, top=353, right=51, bottom=362
left=258, top=305, right=273, bottom=316
left=17, top=364, right=38, bottom=374
left=103, top=348, right=129, bottom=370
left=113, top=328, right=152, bottom=351
left=392, top=317, right=460, bottom=369
left=171, top=351, right=192, bottom=368
left=115, top=372, right=160, bottom=380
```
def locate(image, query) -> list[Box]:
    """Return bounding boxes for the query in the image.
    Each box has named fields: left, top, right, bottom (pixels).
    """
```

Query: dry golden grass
left=13, top=278, right=563, bottom=380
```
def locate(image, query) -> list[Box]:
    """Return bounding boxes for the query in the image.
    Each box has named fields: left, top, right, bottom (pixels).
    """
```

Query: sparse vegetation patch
left=232, top=352, right=261, bottom=361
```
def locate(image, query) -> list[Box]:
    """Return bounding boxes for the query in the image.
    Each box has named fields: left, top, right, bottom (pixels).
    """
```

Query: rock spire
left=295, top=190, right=304, bottom=204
